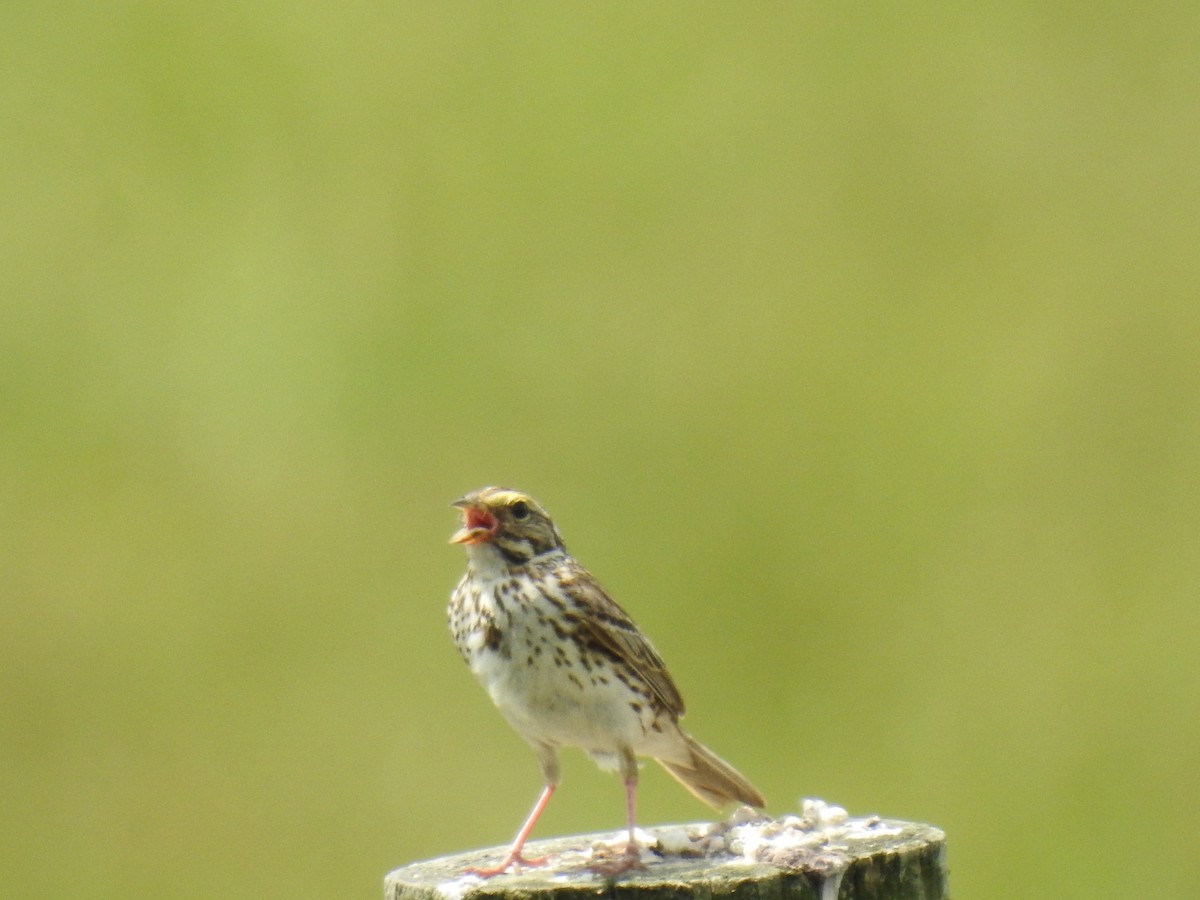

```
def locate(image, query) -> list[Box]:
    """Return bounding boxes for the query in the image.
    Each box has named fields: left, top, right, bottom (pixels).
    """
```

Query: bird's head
left=450, top=487, right=566, bottom=564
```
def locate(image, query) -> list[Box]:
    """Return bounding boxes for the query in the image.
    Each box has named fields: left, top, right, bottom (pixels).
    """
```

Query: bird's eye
left=511, top=500, right=529, bottom=519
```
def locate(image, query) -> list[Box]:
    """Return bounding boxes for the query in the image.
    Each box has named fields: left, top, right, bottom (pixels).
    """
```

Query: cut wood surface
left=386, top=805, right=947, bottom=900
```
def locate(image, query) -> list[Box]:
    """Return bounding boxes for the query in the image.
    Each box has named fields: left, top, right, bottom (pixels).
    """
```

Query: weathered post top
left=386, top=803, right=947, bottom=900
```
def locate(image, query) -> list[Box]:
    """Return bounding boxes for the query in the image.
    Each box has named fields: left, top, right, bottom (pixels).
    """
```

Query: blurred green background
left=3, top=4, right=1198, bottom=898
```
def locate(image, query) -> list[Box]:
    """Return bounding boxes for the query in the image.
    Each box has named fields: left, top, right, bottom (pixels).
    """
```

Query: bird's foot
left=464, top=852, right=549, bottom=878
left=586, top=840, right=646, bottom=877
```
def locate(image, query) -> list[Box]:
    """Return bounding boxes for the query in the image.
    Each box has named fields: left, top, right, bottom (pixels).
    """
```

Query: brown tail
left=657, top=732, right=765, bottom=809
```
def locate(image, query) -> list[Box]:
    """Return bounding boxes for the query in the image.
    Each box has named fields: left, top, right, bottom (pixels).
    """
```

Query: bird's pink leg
left=585, top=775, right=645, bottom=876
left=465, top=784, right=556, bottom=877
left=624, top=775, right=638, bottom=852
left=615, top=749, right=645, bottom=866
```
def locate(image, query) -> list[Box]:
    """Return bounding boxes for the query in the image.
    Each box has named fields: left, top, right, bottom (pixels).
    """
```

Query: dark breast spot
left=483, top=621, right=509, bottom=658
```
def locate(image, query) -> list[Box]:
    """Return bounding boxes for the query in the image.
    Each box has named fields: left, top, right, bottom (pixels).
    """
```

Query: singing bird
left=447, top=487, right=764, bottom=875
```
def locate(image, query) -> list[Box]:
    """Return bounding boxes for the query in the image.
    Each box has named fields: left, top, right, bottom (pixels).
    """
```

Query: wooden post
left=386, top=805, right=947, bottom=900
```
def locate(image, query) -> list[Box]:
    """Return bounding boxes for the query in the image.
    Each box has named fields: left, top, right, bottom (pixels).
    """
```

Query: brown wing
left=555, top=559, right=686, bottom=718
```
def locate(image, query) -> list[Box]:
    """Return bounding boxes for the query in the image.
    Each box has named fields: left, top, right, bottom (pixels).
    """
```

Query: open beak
left=449, top=500, right=499, bottom=545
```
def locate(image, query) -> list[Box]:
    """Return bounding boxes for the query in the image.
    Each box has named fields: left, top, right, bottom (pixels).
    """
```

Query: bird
left=447, top=486, right=764, bottom=876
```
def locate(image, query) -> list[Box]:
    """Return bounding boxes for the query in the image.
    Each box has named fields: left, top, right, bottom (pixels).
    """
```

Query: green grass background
left=3, top=4, right=1198, bottom=898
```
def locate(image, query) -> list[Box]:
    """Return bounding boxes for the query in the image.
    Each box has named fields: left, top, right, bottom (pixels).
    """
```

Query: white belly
left=451, top=566, right=687, bottom=766
left=470, top=610, right=646, bottom=754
